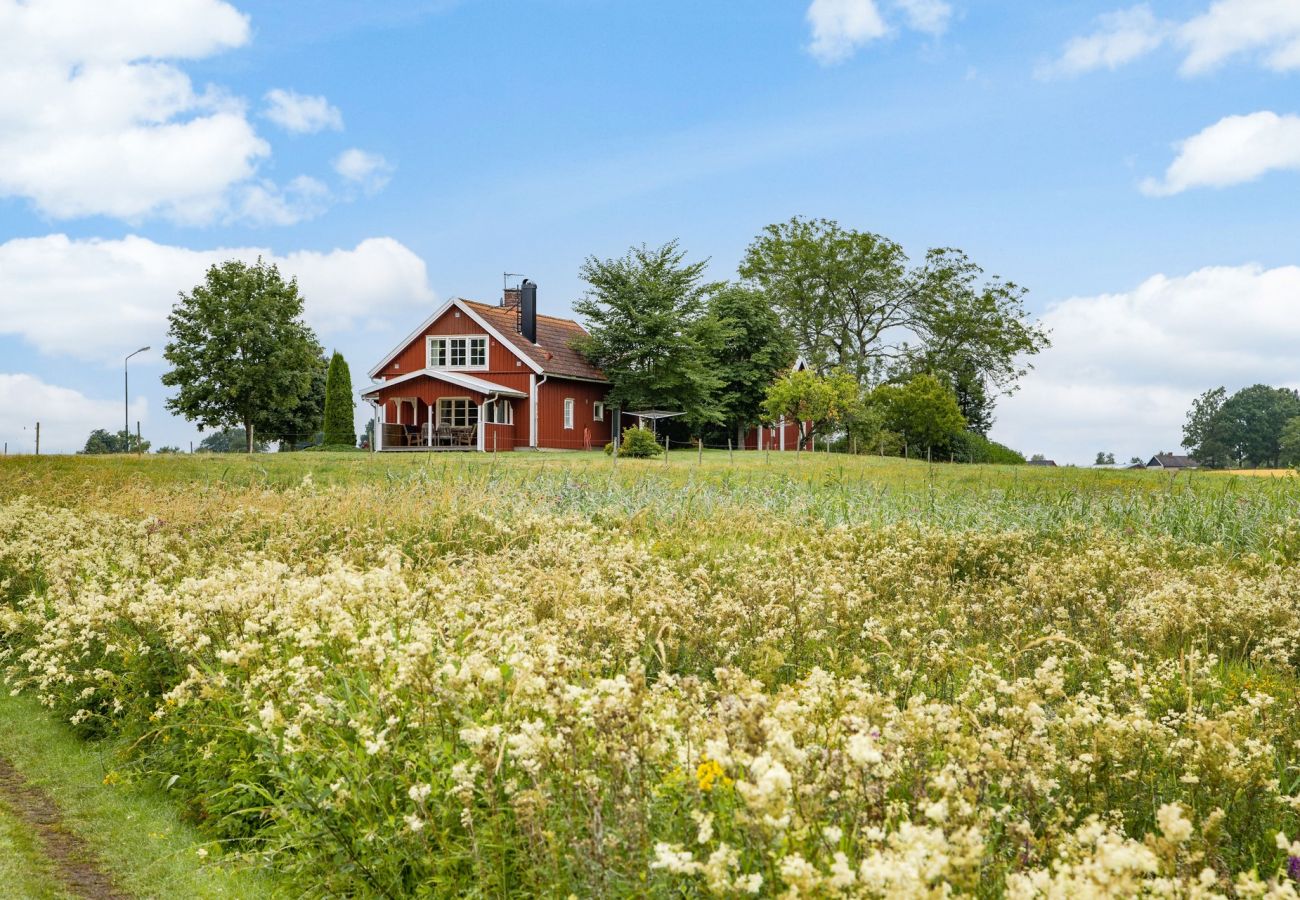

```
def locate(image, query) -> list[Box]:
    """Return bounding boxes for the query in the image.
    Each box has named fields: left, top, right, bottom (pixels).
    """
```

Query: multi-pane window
left=427, top=336, right=487, bottom=370
left=563, top=398, right=575, bottom=429
left=484, top=401, right=514, bottom=425
left=437, top=398, right=479, bottom=428
left=593, top=401, right=604, bottom=422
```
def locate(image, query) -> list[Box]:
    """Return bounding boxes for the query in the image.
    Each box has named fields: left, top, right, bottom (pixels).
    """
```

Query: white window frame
left=592, top=401, right=604, bottom=422
left=427, top=335, right=488, bottom=371
left=563, top=398, right=575, bottom=430
left=484, top=400, right=514, bottom=425
left=437, top=396, right=479, bottom=428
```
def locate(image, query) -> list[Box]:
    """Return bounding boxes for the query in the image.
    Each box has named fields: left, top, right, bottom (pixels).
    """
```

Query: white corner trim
left=528, top=373, right=537, bottom=447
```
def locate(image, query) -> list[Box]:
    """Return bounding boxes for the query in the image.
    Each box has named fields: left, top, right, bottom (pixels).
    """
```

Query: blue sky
left=1, top=0, right=1297, bottom=461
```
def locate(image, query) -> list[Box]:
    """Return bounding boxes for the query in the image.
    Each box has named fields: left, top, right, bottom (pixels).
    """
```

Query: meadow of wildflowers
left=1, top=453, right=1299, bottom=897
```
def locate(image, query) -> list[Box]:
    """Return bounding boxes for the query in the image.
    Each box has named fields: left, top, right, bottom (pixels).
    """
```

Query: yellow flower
left=696, top=758, right=732, bottom=793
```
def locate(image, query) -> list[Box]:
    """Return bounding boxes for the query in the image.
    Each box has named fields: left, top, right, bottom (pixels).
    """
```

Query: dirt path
left=0, top=755, right=131, bottom=900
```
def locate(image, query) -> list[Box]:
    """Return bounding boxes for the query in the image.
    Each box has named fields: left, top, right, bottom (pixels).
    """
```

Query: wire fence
left=2, top=425, right=1005, bottom=465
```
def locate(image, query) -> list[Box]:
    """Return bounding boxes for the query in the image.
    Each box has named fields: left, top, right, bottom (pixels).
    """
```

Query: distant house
left=1146, top=454, right=1198, bottom=470
left=743, top=358, right=814, bottom=452
left=1027, top=459, right=1057, bottom=467
left=360, top=281, right=611, bottom=451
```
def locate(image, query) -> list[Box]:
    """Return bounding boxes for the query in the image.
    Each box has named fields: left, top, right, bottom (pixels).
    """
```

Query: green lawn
left=0, top=799, right=70, bottom=900
left=0, top=692, right=282, bottom=899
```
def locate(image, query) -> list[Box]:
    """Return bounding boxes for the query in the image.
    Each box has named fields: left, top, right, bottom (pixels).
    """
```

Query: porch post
left=477, top=400, right=486, bottom=452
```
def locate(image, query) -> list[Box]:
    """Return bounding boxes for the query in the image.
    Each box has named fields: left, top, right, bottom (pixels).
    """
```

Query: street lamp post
left=125, top=346, right=150, bottom=452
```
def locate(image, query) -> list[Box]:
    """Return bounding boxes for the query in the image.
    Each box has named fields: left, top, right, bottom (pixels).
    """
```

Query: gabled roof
left=1148, top=454, right=1198, bottom=468
left=460, top=300, right=606, bottom=382
left=367, top=296, right=607, bottom=382
left=359, top=369, right=527, bottom=399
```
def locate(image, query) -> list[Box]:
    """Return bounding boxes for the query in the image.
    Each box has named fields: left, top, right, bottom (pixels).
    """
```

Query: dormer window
left=427, top=336, right=487, bottom=371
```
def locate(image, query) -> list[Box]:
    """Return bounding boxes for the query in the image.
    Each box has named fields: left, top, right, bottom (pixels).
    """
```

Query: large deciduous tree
left=1183, top=385, right=1300, bottom=468
left=163, top=259, right=323, bottom=453
left=902, top=249, right=1049, bottom=433
left=322, top=351, right=356, bottom=447
left=704, top=285, right=796, bottom=448
left=197, top=427, right=267, bottom=453
left=80, top=429, right=149, bottom=454
left=740, top=218, right=912, bottom=384
left=874, top=373, right=966, bottom=454
left=762, top=368, right=860, bottom=450
left=262, top=353, right=328, bottom=451
left=1280, top=417, right=1300, bottom=467
left=738, top=218, right=1048, bottom=430
left=1215, top=385, right=1300, bottom=468
left=1181, top=386, right=1231, bottom=468
left=574, top=241, right=724, bottom=430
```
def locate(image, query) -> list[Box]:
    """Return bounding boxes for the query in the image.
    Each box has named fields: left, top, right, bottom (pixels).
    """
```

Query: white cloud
left=0, top=234, right=437, bottom=364
left=0, top=1, right=346, bottom=225
left=993, top=264, right=1300, bottom=464
left=0, top=0, right=279, bottom=223
left=262, top=88, right=343, bottom=134
left=893, top=0, right=952, bottom=36
left=1046, top=0, right=1300, bottom=78
left=1038, top=5, right=1168, bottom=78
left=805, top=0, right=953, bottom=64
left=0, top=373, right=147, bottom=455
left=1141, top=111, right=1300, bottom=195
left=1179, top=0, right=1300, bottom=74
left=236, top=175, right=333, bottom=226
left=333, top=148, right=393, bottom=192
left=806, top=0, right=890, bottom=64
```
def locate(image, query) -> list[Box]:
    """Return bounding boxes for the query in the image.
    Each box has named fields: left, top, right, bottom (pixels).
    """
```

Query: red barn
left=362, top=281, right=611, bottom=451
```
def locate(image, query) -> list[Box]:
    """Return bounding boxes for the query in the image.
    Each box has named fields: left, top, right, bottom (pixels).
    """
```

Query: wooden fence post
left=728, top=438, right=733, bottom=464
left=35, top=422, right=39, bottom=456
left=664, top=435, right=670, bottom=466
left=137, top=421, right=142, bottom=456
left=697, top=437, right=702, bottom=465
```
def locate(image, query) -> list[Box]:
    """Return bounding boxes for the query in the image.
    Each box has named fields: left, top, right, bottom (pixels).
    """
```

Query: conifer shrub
left=321, top=351, right=355, bottom=448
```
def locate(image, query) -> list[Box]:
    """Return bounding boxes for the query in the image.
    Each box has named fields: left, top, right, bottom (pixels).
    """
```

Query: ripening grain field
left=2, top=452, right=1299, bottom=898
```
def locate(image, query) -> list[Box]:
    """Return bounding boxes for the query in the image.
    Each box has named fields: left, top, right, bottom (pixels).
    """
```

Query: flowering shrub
left=2, top=466, right=1300, bottom=896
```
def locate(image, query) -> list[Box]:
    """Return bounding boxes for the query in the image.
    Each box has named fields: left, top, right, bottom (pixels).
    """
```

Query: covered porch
left=360, top=370, right=526, bottom=452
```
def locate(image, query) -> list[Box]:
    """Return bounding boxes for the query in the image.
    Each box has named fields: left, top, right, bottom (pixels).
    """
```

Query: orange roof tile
left=462, top=299, right=607, bottom=382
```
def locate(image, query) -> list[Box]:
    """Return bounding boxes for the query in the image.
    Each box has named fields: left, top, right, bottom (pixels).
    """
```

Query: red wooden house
left=361, top=281, right=612, bottom=451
